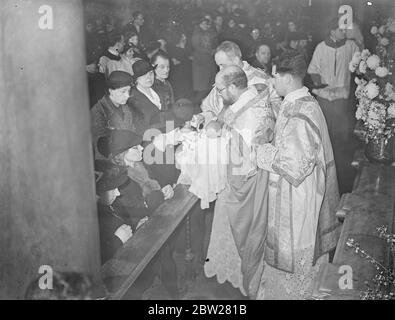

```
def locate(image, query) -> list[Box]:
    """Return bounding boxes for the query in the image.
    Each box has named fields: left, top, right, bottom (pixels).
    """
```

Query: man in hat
left=90, top=70, right=137, bottom=159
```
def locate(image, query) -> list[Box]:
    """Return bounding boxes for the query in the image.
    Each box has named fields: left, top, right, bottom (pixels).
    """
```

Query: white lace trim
left=204, top=199, right=247, bottom=296
left=257, top=247, right=328, bottom=300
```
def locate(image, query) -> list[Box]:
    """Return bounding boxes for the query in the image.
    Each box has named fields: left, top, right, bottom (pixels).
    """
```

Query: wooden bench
left=100, top=184, right=198, bottom=300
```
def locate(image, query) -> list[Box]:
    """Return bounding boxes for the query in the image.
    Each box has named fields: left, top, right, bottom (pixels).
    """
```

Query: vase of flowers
left=349, top=18, right=395, bottom=164
left=365, top=134, right=394, bottom=164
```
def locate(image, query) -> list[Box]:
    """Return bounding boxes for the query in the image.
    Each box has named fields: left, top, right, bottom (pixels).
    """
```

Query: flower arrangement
left=349, top=18, right=395, bottom=144
left=346, top=225, right=395, bottom=300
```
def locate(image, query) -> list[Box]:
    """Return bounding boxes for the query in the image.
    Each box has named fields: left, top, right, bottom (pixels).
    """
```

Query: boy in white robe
left=307, top=18, right=359, bottom=194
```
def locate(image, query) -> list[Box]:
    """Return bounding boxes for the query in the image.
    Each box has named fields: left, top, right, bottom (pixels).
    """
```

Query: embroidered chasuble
left=204, top=86, right=275, bottom=299
left=255, top=87, right=341, bottom=299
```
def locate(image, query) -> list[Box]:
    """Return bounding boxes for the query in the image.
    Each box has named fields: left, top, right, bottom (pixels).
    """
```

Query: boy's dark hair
left=276, top=51, right=307, bottom=79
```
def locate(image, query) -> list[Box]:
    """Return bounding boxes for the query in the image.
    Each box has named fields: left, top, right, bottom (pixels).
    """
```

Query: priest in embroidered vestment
left=255, top=52, right=341, bottom=299
left=204, top=66, right=275, bottom=299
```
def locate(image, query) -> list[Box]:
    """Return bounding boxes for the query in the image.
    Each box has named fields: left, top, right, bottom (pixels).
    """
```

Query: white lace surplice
left=258, top=248, right=328, bottom=300
left=204, top=187, right=247, bottom=296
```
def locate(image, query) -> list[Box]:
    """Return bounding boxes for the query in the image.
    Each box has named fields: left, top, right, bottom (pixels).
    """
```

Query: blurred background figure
left=151, top=51, right=175, bottom=111
left=246, top=27, right=262, bottom=60
left=250, top=43, right=272, bottom=74
left=213, top=14, right=225, bottom=43
left=124, top=31, right=148, bottom=61
left=191, top=17, right=217, bottom=105
left=98, top=33, right=125, bottom=78
left=107, top=43, right=141, bottom=76
left=168, top=32, right=194, bottom=100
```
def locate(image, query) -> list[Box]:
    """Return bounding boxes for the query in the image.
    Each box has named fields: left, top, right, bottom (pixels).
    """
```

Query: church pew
left=100, top=184, right=198, bottom=300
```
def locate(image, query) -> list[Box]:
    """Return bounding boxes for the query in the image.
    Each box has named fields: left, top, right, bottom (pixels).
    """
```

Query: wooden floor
left=142, top=252, right=248, bottom=300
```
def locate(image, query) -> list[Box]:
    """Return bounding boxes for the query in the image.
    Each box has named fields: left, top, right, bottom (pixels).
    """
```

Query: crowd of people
left=85, top=0, right=324, bottom=107
left=82, top=0, right=381, bottom=300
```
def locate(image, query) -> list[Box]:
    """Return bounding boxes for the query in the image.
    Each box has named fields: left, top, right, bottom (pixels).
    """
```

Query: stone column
left=0, top=0, right=100, bottom=299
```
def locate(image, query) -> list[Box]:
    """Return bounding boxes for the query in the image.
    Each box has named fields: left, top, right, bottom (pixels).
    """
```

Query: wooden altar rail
left=100, top=184, right=198, bottom=300
left=312, top=150, right=395, bottom=299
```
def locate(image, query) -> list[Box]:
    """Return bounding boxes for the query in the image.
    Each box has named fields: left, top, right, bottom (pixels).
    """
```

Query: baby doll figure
left=205, top=120, right=223, bottom=138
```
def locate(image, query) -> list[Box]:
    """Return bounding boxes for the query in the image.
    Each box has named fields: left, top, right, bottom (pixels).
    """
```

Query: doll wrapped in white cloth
left=177, top=121, right=229, bottom=209
left=154, top=122, right=229, bottom=209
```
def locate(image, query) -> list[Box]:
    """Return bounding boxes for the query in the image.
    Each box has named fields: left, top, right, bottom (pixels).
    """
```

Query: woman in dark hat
left=98, top=129, right=175, bottom=228
left=90, top=70, right=143, bottom=160
left=95, top=160, right=132, bottom=264
left=128, top=59, right=165, bottom=132
left=128, top=59, right=182, bottom=187
left=97, top=129, right=179, bottom=299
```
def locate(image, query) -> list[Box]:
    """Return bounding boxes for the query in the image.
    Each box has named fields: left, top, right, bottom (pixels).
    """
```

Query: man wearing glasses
left=204, top=65, right=275, bottom=299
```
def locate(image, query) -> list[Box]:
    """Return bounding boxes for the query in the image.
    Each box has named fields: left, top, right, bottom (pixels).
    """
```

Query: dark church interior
left=0, top=0, right=394, bottom=301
